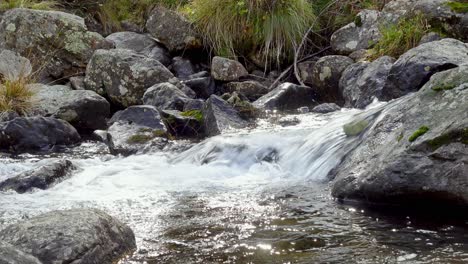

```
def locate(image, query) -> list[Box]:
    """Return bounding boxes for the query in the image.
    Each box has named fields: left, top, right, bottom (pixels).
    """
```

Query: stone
left=381, top=39, right=468, bottom=100
left=312, top=103, right=341, bottom=114
left=0, top=209, right=136, bottom=264
left=0, top=49, right=32, bottom=81
left=0, top=241, right=41, bottom=264
left=171, top=56, right=197, bottom=79
left=142, top=82, right=192, bottom=111
left=146, top=6, right=201, bottom=52
left=69, top=76, right=85, bottom=90
left=297, top=60, right=316, bottom=85
left=202, top=95, right=248, bottom=137
left=0, top=160, right=76, bottom=194
left=161, top=110, right=203, bottom=138
left=253, top=83, right=317, bottom=111
left=418, top=32, right=442, bottom=45
left=0, top=117, right=80, bottom=153
left=30, top=84, right=110, bottom=132
left=339, top=56, right=395, bottom=108
left=312, top=55, right=354, bottom=103
left=0, top=9, right=111, bottom=80
left=84, top=49, right=175, bottom=107
left=331, top=65, right=468, bottom=207
left=224, top=81, right=268, bottom=101
left=211, top=56, right=249, bottom=81
left=183, top=99, right=205, bottom=111
left=107, top=105, right=168, bottom=155
left=182, top=74, right=216, bottom=99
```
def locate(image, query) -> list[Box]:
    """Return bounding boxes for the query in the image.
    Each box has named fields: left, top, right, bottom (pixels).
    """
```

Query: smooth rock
left=202, top=95, right=248, bottom=136
left=0, top=49, right=32, bottom=81
left=253, top=83, right=317, bottom=111
left=143, top=82, right=192, bottom=111
left=312, top=103, right=341, bottom=114
left=211, top=56, right=249, bottom=81
left=312, top=55, right=354, bottom=103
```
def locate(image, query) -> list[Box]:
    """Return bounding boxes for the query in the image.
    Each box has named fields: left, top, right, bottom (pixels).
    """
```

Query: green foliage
left=368, top=14, right=430, bottom=60
left=181, top=110, right=203, bottom=122
left=409, top=126, right=429, bottom=142
left=127, top=129, right=169, bottom=144
left=447, top=1, right=468, bottom=13
left=343, top=119, right=369, bottom=137
left=185, top=0, right=315, bottom=66
left=0, top=0, right=57, bottom=10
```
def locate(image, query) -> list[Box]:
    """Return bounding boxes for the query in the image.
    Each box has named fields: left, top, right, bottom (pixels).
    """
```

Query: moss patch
left=427, top=128, right=468, bottom=149
left=127, top=134, right=154, bottom=144
left=343, top=119, right=369, bottom=137
left=181, top=110, right=203, bottom=122
left=432, top=84, right=457, bottom=92
left=127, top=129, right=168, bottom=144
left=409, top=126, right=429, bottom=142
left=447, top=1, right=468, bottom=13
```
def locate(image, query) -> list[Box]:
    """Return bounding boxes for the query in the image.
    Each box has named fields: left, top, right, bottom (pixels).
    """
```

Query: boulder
left=183, top=99, right=205, bottom=111
left=30, top=84, right=110, bottom=132
left=0, top=9, right=111, bottom=79
left=253, top=83, right=317, bottom=111
left=69, top=76, right=85, bottom=90
left=146, top=6, right=201, bottom=52
left=182, top=73, right=216, bottom=99
left=0, top=160, right=76, bottom=194
left=84, top=49, right=175, bottom=107
left=0, top=209, right=136, bottom=264
left=418, top=32, right=442, bottom=45
left=224, top=81, right=268, bottom=101
left=161, top=110, right=203, bottom=138
left=312, top=55, right=354, bottom=103
left=143, top=82, right=193, bottom=111
left=331, top=66, right=468, bottom=207
left=339, top=56, right=395, bottom=109
left=224, top=92, right=259, bottom=120
left=0, top=49, right=32, bottom=81
left=0, top=242, right=41, bottom=264
left=312, top=103, right=341, bottom=114
left=105, top=31, right=171, bottom=66
left=0, top=117, right=80, bottom=153
left=171, top=56, right=196, bottom=79
left=107, top=105, right=168, bottom=155
left=202, top=95, right=248, bottom=137
left=297, top=60, right=316, bottom=85
left=382, top=39, right=468, bottom=100
left=211, top=56, right=249, bottom=81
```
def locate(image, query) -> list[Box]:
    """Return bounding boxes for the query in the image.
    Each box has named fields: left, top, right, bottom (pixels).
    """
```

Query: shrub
left=368, top=14, right=430, bottom=60
left=0, top=0, right=57, bottom=10
left=0, top=75, right=34, bottom=115
left=185, top=0, right=315, bottom=67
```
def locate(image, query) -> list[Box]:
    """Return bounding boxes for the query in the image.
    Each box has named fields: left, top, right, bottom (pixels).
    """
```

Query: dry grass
left=0, top=0, right=58, bottom=10
left=0, top=74, right=34, bottom=115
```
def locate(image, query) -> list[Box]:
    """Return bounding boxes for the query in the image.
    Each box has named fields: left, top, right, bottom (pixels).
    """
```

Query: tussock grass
left=0, top=0, right=58, bottom=10
left=0, top=74, right=34, bottom=115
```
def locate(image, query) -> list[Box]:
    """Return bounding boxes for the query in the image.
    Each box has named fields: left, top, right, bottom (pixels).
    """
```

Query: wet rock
left=312, top=103, right=341, bottom=114
left=0, top=160, right=76, bottom=194
left=0, top=242, right=41, bottom=264
left=202, top=95, right=248, bottom=136
left=182, top=73, right=216, bottom=99
left=69, top=76, right=85, bottom=90
left=211, top=56, right=249, bottom=81
left=105, top=31, right=171, bottom=66
left=161, top=110, right=203, bottom=138
left=0, top=9, right=111, bottom=80
left=254, top=83, right=317, bottom=111
left=382, top=39, right=468, bottom=100
left=107, top=105, right=168, bottom=155
left=224, top=92, right=259, bottom=120
left=224, top=81, right=268, bottom=101
left=297, top=60, right=316, bottom=85
left=277, top=116, right=301, bottom=127
left=0, top=209, right=136, bottom=264
left=171, top=57, right=196, bottom=79
left=146, top=6, right=201, bottom=52
left=0, top=117, right=80, bottom=153
left=340, top=56, right=395, bottom=109
left=0, top=49, right=32, bottom=81
left=332, top=66, right=468, bottom=207
left=312, top=55, right=354, bottom=103
left=143, top=82, right=193, bottom=111
left=30, top=84, right=110, bottom=132
left=84, top=49, right=175, bottom=107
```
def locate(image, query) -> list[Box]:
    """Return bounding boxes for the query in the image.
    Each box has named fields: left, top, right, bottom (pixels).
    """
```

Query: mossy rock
left=343, top=119, right=369, bottom=137
left=447, top=1, right=468, bottom=13
left=409, top=126, right=429, bottom=142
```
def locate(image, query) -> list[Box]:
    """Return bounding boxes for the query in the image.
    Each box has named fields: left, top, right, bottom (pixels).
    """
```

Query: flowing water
left=1, top=104, right=467, bottom=264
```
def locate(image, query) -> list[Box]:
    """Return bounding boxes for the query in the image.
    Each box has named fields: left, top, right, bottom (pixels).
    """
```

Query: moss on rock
left=343, top=119, right=369, bottom=137
left=409, top=126, right=429, bottom=142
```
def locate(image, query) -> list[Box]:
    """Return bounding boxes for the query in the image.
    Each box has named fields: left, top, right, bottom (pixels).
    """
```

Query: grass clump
left=181, top=110, right=203, bottom=122
left=0, top=76, right=34, bottom=115
left=447, top=1, right=468, bottom=13
left=0, top=0, right=57, bottom=11
left=368, top=14, right=430, bottom=60
left=409, top=126, right=429, bottom=142
left=185, top=0, right=315, bottom=67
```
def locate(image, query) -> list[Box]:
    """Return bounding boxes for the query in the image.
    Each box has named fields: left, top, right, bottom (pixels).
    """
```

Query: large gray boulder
left=0, top=49, right=32, bottom=81
left=143, top=82, right=193, bottom=111
left=0, top=209, right=136, bottom=264
left=339, top=56, right=395, bottom=109
left=0, top=9, right=111, bottom=79
left=84, top=49, right=175, bottom=107
left=202, top=95, right=248, bottom=137
left=30, top=84, right=110, bottom=132
left=312, top=55, right=354, bottom=103
left=0, top=242, right=41, bottom=264
left=106, top=105, right=169, bottom=155
left=382, top=39, right=468, bottom=100
left=332, top=66, right=468, bottom=207
left=146, top=6, right=201, bottom=52
left=0, top=117, right=80, bottom=153
left=0, top=160, right=76, bottom=194
left=253, top=83, right=317, bottom=111
left=211, top=56, right=249, bottom=81
left=105, top=31, right=171, bottom=66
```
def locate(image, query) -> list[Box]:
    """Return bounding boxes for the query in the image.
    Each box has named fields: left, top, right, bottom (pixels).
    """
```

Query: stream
left=1, top=104, right=467, bottom=263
